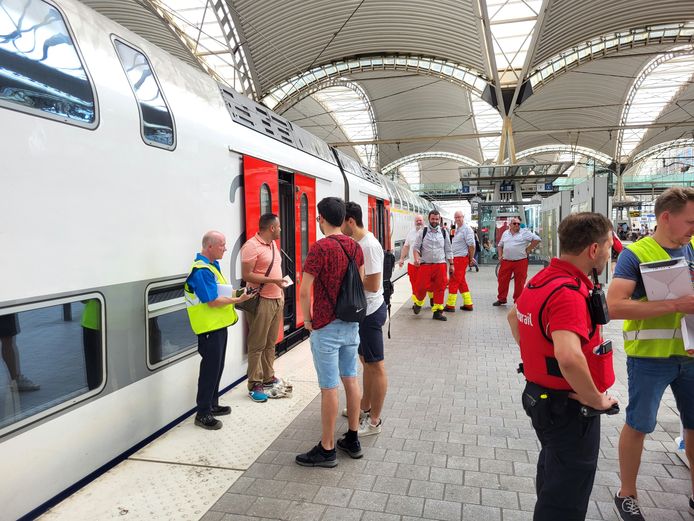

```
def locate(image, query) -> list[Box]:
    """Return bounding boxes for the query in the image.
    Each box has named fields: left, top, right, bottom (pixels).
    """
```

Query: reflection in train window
left=113, top=38, right=175, bottom=149
left=260, top=183, right=272, bottom=215
left=0, top=297, right=104, bottom=431
left=300, top=193, right=309, bottom=261
left=146, top=281, right=197, bottom=368
left=0, top=0, right=96, bottom=126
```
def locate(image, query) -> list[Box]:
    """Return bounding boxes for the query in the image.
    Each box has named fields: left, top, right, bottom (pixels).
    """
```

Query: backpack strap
left=526, top=276, right=595, bottom=343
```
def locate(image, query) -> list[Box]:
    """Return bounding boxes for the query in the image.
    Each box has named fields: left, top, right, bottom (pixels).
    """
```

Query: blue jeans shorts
left=626, top=356, right=694, bottom=433
left=310, top=319, right=360, bottom=389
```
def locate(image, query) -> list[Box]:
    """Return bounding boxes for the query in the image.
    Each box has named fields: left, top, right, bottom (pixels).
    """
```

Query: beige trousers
left=246, top=296, right=284, bottom=390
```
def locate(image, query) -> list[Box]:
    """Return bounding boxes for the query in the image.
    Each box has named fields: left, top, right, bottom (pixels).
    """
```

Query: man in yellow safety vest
left=607, top=187, right=694, bottom=521
left=184, top=230, right=253, bottom=430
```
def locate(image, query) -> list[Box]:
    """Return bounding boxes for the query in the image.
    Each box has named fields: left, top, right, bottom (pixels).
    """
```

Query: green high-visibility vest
left=184, top=260, right=238, bottom=335
left=623, top=237, right=693, bottom=358
left=81, top=299, right=101, bottom=330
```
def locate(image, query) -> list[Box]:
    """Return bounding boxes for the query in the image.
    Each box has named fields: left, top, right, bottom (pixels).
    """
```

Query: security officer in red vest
left=507, top=212, right=618, bottom=521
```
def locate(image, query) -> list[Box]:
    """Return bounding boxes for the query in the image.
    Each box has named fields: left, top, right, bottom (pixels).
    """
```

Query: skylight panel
left=313, top=84, right=378, bottom=169
left=149, top=0, right=255, bottom=96
left=619, top=49, right=694, bottom=160
left=485, top=0, right=542, bottom=86
left=471, top=95, right=503, bottom=162
left=399, top=162, right=421, bottom=185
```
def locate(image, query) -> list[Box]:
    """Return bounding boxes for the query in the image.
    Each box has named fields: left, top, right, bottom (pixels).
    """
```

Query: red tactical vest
left=516, top=270, right=615, bottom=393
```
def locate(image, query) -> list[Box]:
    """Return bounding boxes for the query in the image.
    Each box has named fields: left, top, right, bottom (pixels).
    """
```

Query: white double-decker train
left=0, top=0, right=446, bottom=518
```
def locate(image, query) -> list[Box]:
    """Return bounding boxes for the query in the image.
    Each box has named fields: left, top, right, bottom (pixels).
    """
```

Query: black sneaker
left=412, top=304, right=422, bottom=315
left=689, top=495, right=694, bottom=515
left=337, top=436, right=363, bottom=459
left=432, top=310, right=448, bottom=321
left=211, top=405, right=231, bottom=416
left=429, top=298, right=434, bottom=307
left=195, top=413, right=222, bottom=430
left=295, top=443, right=337, bottom=467
left=492, top=300, right=507, bottom=306
left=613, top=494, right=645, bottom=521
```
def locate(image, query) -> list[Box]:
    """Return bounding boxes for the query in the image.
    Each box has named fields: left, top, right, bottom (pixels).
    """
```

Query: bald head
left=454, top=211, right=464, bottom=227
left=414, top=214, right=424, bottom=229
left=201, top=231, right=227, bottom=261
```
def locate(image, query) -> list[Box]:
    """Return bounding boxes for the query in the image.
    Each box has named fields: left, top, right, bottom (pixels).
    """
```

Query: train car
left=0, top=0, right=433, bottom=518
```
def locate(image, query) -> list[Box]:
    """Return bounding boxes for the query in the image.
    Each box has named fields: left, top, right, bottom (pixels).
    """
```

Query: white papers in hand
left=216, top=284, right=234, bottom=297
left=639, top=257, right=693, bottom=301
left=283, top=275, right=294, bottom=287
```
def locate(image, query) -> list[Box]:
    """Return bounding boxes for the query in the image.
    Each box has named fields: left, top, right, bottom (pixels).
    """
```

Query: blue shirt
left=187, top=254, right=221, bottom=303
left=613, top=243, right=694, bottom=300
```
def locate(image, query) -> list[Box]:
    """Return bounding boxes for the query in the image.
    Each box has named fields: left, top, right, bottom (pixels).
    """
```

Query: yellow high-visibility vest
left=623, top=237, right=693, bottom=358
left=184, top=260, right=238, bottom=335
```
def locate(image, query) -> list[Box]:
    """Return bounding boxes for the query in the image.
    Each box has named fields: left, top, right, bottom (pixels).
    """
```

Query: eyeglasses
left=511, top=222, right=521, bottom=225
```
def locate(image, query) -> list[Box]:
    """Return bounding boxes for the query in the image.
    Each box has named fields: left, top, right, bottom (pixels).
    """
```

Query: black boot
left=432, top=310, right=447, bottom=321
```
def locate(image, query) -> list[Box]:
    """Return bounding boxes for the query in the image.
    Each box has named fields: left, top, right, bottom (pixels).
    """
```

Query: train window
left=146, top=280, right=197, bottom=369
left=0, top=0, right=97, bottom=127
left=0, top=295, right=104, bottom=433
left=113, top=38, right=175, bottom=149
left=260, top=183, right=272, bottom=215
left=300, top=193, right=309, bottom=261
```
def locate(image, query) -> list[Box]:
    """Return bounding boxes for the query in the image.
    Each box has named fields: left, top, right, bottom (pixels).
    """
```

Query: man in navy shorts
left=608, top=187, right=694, bottom=521
left=342, top=201, right=387, bottom=436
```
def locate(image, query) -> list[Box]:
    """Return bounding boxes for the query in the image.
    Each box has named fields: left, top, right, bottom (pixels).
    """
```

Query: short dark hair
left=428, top=210, right=440, bottom=218
left=558, top=212, right=613, bottom=255
left=259, top=213, right=278, bottom=231
left=655, top=187, right=694, bottom=218
left=344, top=201, right=364, bottom=228
left=317, top=197, right=346, bottom=227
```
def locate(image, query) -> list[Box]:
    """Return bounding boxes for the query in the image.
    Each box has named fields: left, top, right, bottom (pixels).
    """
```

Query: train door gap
left=376, top=199, right=386, bottom=249
left=278, top=171, right=297, bottom=338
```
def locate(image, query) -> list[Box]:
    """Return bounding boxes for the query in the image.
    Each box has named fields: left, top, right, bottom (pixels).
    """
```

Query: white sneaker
left=358, top=418, right=382, bottom=437
left=342, top=408, right=369, bottom=421
left=16, top=374, right=40, bottom=392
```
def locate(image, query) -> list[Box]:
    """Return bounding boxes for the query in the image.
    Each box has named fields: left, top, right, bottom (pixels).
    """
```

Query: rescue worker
left=184, top=230, right=254, bottom=430
left=412, top=210, right=453, bottom=321
left=507, top=212, right=618, bottom=521
left=494, top=218, right=541, bottom=306
left=445, top=211, right=475, bottom=312
left=607, top=187, right=694, bottom=521
left=398, top=214, right=424, bottom=303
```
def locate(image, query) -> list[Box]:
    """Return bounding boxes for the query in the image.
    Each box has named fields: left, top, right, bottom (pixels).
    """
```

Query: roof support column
left=496, top=117, right=518, bottom=165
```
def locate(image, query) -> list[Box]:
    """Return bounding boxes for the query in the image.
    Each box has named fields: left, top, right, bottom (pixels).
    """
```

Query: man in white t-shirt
left=494, top=219, right=541, bottom=306
left=398, top=214, right=425, bottom=303
left=342, top=202, right=387, bottom=436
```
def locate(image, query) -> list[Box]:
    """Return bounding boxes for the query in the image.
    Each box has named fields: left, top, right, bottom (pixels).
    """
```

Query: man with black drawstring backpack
left=507, top=212, right=618, bottom=521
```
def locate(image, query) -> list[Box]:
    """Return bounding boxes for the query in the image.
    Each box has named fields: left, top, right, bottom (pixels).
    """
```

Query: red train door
left=368, top=195, right=389, bottom=250
left=294, top=174, right=316, bottom=328
left=242, top=156, right=284, bottom=342
left=242, top=155, right=316, bottom=350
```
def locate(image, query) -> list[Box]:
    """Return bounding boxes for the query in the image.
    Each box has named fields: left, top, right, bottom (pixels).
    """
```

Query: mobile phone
left=593, top=339, right=612, bottom=355
left=235, top=288, right=246, bottom=298
left=246, top=286, right=259, bottom=295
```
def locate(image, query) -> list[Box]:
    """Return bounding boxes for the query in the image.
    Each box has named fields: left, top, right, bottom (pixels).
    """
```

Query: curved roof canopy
left=90, top=0, right=694, bottom=183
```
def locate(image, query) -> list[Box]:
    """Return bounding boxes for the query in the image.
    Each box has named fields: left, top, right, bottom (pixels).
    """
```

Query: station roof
left=86, top=0, right=694, bottom=187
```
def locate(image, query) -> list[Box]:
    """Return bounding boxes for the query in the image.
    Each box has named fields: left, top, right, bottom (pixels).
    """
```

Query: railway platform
left=43, top=266, right=690, bottom=521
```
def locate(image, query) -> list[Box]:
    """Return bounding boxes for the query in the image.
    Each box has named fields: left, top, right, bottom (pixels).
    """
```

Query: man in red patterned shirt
left=296, top=197, right=365, bottom=468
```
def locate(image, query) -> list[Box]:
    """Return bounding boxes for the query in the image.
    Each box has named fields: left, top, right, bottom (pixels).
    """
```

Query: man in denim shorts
left=296, top=197, right=365, bottom=467
left=607, top=187, right=694, bottom=521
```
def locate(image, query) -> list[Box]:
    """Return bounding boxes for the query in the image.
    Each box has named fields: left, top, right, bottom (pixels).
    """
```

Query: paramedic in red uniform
left=397, top=214, right=425, bottom=302
left=507, top=212, right=618, bottom=521
left=494, top=219, right=540, bottom=306
left=412, top=210, right=452, bottom=321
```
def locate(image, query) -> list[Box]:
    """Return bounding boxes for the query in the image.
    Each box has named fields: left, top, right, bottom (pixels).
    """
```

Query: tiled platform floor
left=204, top=265, right=692, bottom=521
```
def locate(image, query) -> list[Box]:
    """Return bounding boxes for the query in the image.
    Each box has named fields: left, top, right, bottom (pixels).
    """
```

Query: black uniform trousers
left=196, top=328, right=228, bottom=415
left=530, top=397, right=601, bottom=521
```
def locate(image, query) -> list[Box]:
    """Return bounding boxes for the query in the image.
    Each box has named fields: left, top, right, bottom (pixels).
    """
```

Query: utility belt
left=521, top=381, right=580, bottom=430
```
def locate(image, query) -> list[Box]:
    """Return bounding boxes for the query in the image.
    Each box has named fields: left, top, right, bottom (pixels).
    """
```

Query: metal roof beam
left=328, top=118, right=694, bottom=146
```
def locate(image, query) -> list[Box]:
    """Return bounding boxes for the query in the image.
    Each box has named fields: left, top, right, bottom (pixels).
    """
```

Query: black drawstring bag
left=329, top=237, right=367, bottom=323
